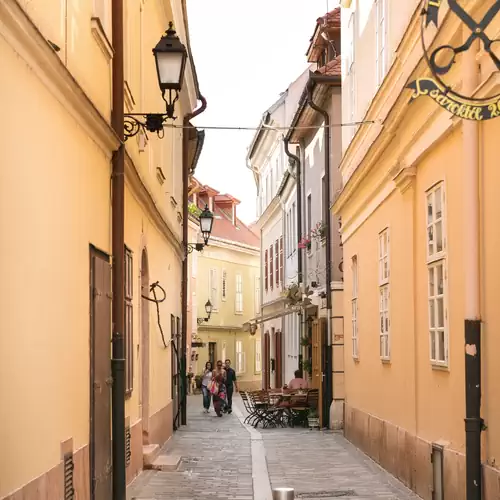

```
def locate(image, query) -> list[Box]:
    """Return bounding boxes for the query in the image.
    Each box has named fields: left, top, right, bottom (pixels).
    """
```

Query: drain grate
left=296, top=491, right=356, bottom=498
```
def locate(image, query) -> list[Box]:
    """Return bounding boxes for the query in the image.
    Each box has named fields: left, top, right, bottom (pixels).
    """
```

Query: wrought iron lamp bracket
left=185, top=243, right=205, bottom=255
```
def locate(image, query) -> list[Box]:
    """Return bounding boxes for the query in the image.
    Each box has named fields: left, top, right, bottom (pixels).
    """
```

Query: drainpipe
left=110, top=0, right=126, bottom=496
left=307, top=77, right=332, bottom=429
left=181, top=94, right=207, bottom=426
left=284, top=138, right=302, bottom=372
left=462, top=38, right=482, bottom=500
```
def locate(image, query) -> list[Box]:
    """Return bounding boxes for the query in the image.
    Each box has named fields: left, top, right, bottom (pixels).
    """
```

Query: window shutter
left=275, top=241, right=279, bottom=286
left=265, top=250, right=268, bottom=291
left=279, top=237, right=283, bottom=285
left=269, top=245, right=273, bottom=290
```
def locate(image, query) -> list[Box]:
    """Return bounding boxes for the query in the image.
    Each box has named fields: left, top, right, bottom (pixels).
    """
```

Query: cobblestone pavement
left=128, top=395, right=421, bottom=500
left=259, top=426, right=420, bottom=499
left=127, top=396, right=253, bottom=500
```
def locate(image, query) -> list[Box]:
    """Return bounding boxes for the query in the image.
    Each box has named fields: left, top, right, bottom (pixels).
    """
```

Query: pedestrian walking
left=223, top=359, right=239, bottom=414
left=210, top=360, right=227, bottom=417
left=201, top=361, right=213, bottom=413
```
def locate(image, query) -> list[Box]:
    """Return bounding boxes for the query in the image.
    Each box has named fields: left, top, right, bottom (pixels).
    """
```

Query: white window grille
left=351, top=255, right=359, bottom=358
left=255, top=339, right=262, bottom=372
left=93, top=0, right=111, bottom=37
left=426, top=183, right=448, bottom=365
left=375, top=0, right=388, bottom=86
left=379, top=229, right=390, bottom=284
left=235, top=274, right=243, bottom=313
left=378, top=228, right=390, bottom=359
left=222, top=269, right=227, bottom=301
left=209, top=268, right=218, bottom=311
left=236, top=340, right=246, bottom=374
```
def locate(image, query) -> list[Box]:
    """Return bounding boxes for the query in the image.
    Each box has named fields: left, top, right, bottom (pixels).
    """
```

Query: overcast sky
left=187, top=0, right=338, bottom=224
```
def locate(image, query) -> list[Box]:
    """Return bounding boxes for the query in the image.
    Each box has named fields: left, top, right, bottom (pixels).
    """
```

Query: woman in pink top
left=287, top=369, right=308, bottom=389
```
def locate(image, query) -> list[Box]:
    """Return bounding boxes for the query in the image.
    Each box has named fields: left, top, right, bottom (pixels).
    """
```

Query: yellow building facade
left=189, top=185, right=262, bottom=391
left=0, top=0, right=202, bottom=498
left=335, top=1, right=500, bottom=499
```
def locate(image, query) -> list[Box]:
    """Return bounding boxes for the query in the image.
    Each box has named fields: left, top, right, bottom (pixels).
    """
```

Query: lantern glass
left=205, top=300, right=213, bottom=315
left=199, top=205, right=214, bottom=244
left=155, top=51, right=184, bottom=87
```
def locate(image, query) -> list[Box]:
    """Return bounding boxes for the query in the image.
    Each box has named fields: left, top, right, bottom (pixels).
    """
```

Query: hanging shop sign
left=407, top=0, right=500, bottom=121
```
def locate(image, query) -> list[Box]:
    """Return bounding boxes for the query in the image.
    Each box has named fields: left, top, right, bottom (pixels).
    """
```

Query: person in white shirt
left=201, top=361, right=213, bottom=413
left=287, top=370, right=308, bottom=389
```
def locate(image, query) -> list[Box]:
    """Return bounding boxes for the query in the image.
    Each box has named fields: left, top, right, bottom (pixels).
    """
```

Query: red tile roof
left=316, top=55, right=341, bottom=76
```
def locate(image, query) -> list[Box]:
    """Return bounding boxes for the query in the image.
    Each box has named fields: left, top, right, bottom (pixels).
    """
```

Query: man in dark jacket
left=224, top=359, right=239, bottom=413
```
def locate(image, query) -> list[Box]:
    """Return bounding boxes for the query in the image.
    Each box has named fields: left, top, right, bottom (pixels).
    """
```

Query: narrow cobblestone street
left=127, top=395, right=420, bottom=500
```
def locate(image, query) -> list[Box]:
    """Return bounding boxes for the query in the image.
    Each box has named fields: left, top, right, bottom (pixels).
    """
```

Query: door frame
left=89, top=245, right=112, bottom=500
left=141, top=248, right=150, bottom=443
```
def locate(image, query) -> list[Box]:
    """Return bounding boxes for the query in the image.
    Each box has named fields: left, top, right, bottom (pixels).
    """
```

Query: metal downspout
left=462, top=37, right=482, bottom=500
left=284, top=138, right=302, bottom=372
left=110, top=0, right=126, bottom=496
left=181, top=95, right=207, bottom=427
left=307, top=79, right=333, bottom=429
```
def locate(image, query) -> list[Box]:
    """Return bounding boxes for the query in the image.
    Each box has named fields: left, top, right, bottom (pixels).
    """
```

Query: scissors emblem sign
left=406, top=0, right=500, bottom=121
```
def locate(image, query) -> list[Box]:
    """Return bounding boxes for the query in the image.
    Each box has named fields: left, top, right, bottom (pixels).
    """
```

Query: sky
left=187, top=0, right=339, bottom=224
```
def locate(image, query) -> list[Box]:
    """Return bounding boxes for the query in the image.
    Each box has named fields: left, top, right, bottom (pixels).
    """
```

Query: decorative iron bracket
left=185, top=243, right=205, bottom=254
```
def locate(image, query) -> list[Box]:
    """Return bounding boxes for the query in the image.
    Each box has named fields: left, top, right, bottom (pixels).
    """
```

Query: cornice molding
left=0, top=0, right=120, bottom=157
left=208, top=236, right=260, bottom=256
left=392, top=165, right=417, bottom=194
left=124, top=153, right=184, bottom=260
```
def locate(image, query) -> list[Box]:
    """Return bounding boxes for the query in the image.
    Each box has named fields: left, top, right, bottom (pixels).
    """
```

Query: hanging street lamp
left=124, top=22, right=188, bottom=139
left=197, top=299, right=213, bottom=325
left=186, top=204, right=214, bottom=254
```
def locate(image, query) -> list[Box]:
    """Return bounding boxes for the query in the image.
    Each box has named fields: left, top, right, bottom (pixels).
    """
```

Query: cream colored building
left=334, top=1, right=500, bottom=499
left=189, top=182, right=262, bottom=390
left=0, top=0, right=203, bottom=498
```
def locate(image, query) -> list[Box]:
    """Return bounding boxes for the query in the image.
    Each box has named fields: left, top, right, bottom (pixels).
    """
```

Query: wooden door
left=275, top=330, right=283, bottom=388
left=311, top=319, right=323, bottom=427
left=90, top=249, right=112, bottom=500
left=141, top=250, right=150, bottom=443
left=263, top=331, right=270, bottom=389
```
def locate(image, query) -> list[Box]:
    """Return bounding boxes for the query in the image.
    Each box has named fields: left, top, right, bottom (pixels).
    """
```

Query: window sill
left=235, top=312, right=243, bottom=315
left=381, top=357, right=391, bottom=365
left=91, top=17, right=113, bottom=61
left=431, top=362, right=450, bottom=372
left=352, top=356, right=360, bottom=363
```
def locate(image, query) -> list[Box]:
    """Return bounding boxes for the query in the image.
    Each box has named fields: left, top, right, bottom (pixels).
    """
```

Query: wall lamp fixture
left=197, top=300, right=213, bottom=325
left=185, top=205, right=214, bottom=254
left=124, top=22, right=187, bottom=140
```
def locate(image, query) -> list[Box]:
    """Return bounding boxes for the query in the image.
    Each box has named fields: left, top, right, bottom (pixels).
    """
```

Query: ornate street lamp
left=186, top=204, right=214, bottom=254
left=197, top=299, right=213, bottom=325
left=124, top=22, right=188, bottom=140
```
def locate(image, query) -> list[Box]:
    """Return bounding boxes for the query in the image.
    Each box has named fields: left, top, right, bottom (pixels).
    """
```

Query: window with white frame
left=351, top=255, right=359, bottom=358
left=222, top=269, right=227, bottom=301
left=348, top=10, right=356, bottom=136
left=375, top=0, right=388, bottom=86
left=209, top=268, right=218, bottom=311
left=235, top=274, right=243, bottom=313
left=427, top=183, right=448, bottom=364
left=222, top=342, right=227, bottom=364
left=236, top=340, right=246, bottom=373
left=255, top=338, right=262, bottom=372
left=378, top=229, right=390, bottom=359
left=93, top=0, right=111, bottom=38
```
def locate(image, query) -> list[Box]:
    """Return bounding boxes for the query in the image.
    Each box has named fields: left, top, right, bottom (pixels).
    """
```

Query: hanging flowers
left=298, top=235, right=311, bottom=251
left=310, top=221, right=327, bottom=241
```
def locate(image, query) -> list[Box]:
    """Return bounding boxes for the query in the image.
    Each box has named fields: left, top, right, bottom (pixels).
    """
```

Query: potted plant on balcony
left=298, top=235, right=312, bottom=252
left=307, top=408, right=320, bottom=429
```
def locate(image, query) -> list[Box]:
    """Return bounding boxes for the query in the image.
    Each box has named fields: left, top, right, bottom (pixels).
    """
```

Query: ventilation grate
left=63, top=452, right=75, bottom=500
left=125, top=426, right=132, bottom=467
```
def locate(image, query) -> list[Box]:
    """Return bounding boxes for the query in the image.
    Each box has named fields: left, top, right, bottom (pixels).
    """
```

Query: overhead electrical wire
left=156, top=120, right=376, bottom=132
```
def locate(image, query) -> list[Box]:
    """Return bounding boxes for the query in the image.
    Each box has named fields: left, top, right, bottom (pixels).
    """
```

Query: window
left=222, top=342, right=226, bottom=364
left=222, top=269, right=227, bottom=301
left=125, top=247, right=133, bottom=395
left=255, top=276, right=260, bottom=314
left=348, top=11, right=356, bottom=137
left=379, top=229, right=390, bottom=284
left=255, top=338, right=262, bottom=372
left=209, top=268, right=218, bottom=310
left=307, top=194, right=312, bottom=251
left=275, top=240, right=279, bottom=286
left=426, top=183, right=448, bottom=365
left=269, top=245, right=274, bottom=290
left=351, top=255, right=359, bottom=359
left=286, top=211, right=291, bottom=257
left=292, top=202, right=296, bottom=252
left=279, top=237, right=283, bottom=286
left=235, top=274, right=243, bottom=313
left=265, top=249, right=269, bottom=291
left=375, top=0, right=388, bottom=86
left=378, top=229, right=390, bottom=359
left=236, top=340, right=246, bottom=374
